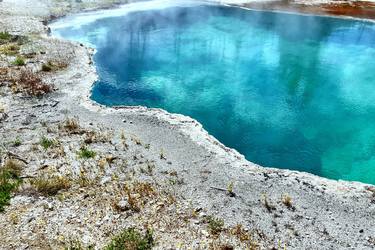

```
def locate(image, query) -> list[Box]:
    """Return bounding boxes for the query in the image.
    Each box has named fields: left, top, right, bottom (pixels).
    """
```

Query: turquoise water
left=52, top=4, right=375, bottom=184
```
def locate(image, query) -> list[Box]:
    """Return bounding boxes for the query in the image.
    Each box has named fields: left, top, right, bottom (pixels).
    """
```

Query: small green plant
left=0, top=160, right=22, bottom=212
left=0, top=31, right=13, bottom=44
left=30, top=176, right=71, bottom=196
left=40, top=136, right=55, bottom=149
left=227, top=181, right=235, bottom=197
left=77, top=147, right=96, bottom=159
left=104, top=228, right=154, bottom=250
left=12, top=56, right=25, bottom=66
left=64, top=239, right=94, bottom=250
left=207, top=215, right=224, bottom=235
left=0, top=31, right=12, bottom=40
left=13, top=137, right=22, bottom=147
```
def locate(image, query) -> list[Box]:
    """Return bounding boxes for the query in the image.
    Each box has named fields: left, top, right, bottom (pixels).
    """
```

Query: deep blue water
left=52, top=4, right=375, bottom=184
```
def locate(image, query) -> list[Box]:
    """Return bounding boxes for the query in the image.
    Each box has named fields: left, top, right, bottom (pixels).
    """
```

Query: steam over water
left=52, top=1, right=375, bottom=184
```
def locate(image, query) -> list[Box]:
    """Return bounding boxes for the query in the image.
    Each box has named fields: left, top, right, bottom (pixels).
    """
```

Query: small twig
left=6, top=151, right=29, bottom=164
left=38, top=164, right=49, bottom=171
left=210, top=186, right=227, bottom=192
left=19, top=175, right=36, bottom=179
left=210, top=186, right=236, bottom=197
left=51, top=100, right=60, bottom=107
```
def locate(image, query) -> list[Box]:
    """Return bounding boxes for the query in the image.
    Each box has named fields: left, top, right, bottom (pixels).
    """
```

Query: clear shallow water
left=52, top=4, right=375, bottom=184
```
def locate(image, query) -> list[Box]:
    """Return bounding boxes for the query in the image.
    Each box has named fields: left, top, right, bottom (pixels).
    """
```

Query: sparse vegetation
left=125, top=189, right=140, bottom=212
left=227, top=181, right=235, bottom=197
left=65, top=118, right=79, bottom=130
left=104, top=228, right=154, bottom=250
left=13, top=70, right=53, bottom=96
left=133, top=182, right=155, bottom=197
left=0, top=31, right=12, bottom=41
left=13, top=137, right=22, bottom=147
left=40, top=136, right=55, bottom=149
left=30, top=176, right=71, bottom=196
left=120, top=131, right=129, bottom=149
left=84, top=131, right=96, bottom=144
left=230, top=224, right=250, bottom=242
left=281, top=194, right=293, bottom=208
left=77, top=146, right=96, bottom=159
left=160, top=149, right=166, bottom=160
left=77, top=172, right=94, bottom=188
left=0, top=44, right=20, bottom=56
left=41, top=60, right=68, bottom=72
left=262, top=194, right=276, bottom=212
left=123, top=182, right=156, bottom=212
left=12, top=56, right=25, bottom=66
left=3, top=159, right=23, bottom=177
left=132, top=136, right=142, bottom=145
left=230, top=225, right=260, bottom=249
left=60, top=117, right=80, bottom=134
left=0, top=159, right=23, bottom=212
left=207, top=215, right=224, bottom=235
left=64, top=239, right=94, bottom=250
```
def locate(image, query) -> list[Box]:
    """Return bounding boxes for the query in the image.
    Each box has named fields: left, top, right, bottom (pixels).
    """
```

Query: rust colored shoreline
left=238, top=1, right=375, bottom=21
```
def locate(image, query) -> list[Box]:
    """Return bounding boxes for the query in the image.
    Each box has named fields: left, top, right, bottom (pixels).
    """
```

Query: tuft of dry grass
left=83, top=131, right=96, bottom=144
left=30, top=176, right=71, bottom=196
left=0, top=159, right=23, bottom=211
left=133, top=182, right=156, bottom=197
left=262, top=194, right=276, bottom=213
left=229, top=225, right=260, bottom=249
left=3, top=159, right=23, bottom=177
left=63, top=118, right=80, bottom=131
left=206, top=215, right=224, bottom=236
left=281, top=194, right=292, bottom=208
left=160, top=149, right=166, bottom=160
left=125, top=186, right=140, bottom=212
left=123, top=182, right=157, bottom=212
left=230, top=224, right=250, bottom=242
left=131, top=136, right=142, bottom=146
left=0, top=43, right=20, bottom=56
left=41, top=60, right=68, bottom=72
left=12, top=69, right=53, bottom=96
left=104, top=227, right=154, bottom=250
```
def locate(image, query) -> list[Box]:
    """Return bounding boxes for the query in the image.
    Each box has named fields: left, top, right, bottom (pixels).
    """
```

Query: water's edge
left=48, top=0, right=375, bottom=187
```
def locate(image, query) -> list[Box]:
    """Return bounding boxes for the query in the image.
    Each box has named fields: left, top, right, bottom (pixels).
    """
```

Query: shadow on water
left=54, top=5, right=375, bottom=183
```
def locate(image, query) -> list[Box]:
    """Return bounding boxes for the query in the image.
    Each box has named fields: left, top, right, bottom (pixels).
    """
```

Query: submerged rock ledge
left=0, top=0, right=375, bottom=249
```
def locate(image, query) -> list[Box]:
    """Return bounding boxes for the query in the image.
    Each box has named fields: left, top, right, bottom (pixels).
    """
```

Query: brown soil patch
left=240, top=1, right=375, bottom=20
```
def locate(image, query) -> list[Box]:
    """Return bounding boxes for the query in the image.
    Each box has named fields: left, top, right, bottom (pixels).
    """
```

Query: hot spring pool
left=51, top=1, right=375, bottom=184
